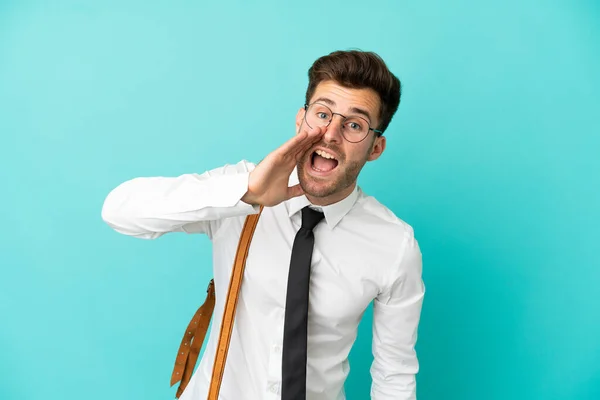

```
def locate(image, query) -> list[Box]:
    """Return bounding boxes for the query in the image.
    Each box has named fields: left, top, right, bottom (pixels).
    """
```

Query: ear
left=367, top=135, right=386, bottom=161
left=295, top=107, right=306, bottom=134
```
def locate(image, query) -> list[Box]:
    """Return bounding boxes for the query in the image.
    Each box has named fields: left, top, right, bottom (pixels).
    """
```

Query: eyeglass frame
left=303, top=102, right=384, bottom=143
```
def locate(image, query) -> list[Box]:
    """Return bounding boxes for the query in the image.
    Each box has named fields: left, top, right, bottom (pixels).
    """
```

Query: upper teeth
left=316, top=149, right=336, bottom=160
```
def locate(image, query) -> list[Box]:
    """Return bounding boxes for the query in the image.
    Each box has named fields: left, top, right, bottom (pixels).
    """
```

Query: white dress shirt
left=101, top=160, right=425, bottom=400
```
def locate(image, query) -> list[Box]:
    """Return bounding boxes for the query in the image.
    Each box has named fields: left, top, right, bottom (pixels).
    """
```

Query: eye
left=347, top=121, right=363, bottom=131
left=317, top=112, right=329, bottom=120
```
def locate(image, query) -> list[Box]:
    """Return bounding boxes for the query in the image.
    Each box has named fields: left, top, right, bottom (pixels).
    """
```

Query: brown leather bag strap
left=170, top=207, right=263, bottom=399
left=171, top=280, right=216, bottom=398
left=208, top=206, right=263, bottom=399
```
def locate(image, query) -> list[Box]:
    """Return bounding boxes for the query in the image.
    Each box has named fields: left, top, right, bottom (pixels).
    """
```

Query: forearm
left=101, top=160, right=260, bottom=239
left=371, top=309, right=420, bottom=400
left=371, top=232, right=424, bottom=399
left=371, top=359, right=417, bottom=400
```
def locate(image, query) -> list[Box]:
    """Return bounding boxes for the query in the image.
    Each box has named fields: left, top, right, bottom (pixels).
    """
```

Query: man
left=102, top=50, right=425, bottom=400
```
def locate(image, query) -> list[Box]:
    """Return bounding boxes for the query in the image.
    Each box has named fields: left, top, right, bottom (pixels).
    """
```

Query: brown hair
left=305, top=50, right=401, bottom=134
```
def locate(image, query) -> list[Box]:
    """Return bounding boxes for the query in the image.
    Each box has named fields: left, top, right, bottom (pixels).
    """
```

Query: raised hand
left=241, top=126, right=325, bottom=207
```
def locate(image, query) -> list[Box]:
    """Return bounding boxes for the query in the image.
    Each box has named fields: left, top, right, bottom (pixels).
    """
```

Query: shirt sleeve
left=370, top=229, right=425, bottom=400
left=101, top=160, right=260, bottom=239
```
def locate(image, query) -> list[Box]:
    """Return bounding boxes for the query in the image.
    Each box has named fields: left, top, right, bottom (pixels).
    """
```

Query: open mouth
left=311, top=149, right=339, bottom=173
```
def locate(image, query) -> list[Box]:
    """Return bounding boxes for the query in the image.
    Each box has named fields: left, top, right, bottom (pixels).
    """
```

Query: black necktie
left=282, top=206, right=325, bottom=400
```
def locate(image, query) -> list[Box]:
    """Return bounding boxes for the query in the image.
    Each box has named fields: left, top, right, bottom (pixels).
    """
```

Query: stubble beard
left=296, top=146, right=366, bottom=199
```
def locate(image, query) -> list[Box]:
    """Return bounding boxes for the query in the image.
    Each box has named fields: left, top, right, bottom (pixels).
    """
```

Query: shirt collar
left=286, top=167, right=359, bottom=230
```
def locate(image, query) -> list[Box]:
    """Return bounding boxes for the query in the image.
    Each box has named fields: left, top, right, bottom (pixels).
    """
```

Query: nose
left=323, top=115, right=344, bottom=144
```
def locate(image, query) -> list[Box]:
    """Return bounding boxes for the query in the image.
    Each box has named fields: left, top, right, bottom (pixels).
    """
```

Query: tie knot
left=301, top=206, right=324, bottom=231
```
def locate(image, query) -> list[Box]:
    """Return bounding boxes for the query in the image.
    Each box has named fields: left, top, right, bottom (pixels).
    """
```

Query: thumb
left=286, top=184, right=305, bottom=200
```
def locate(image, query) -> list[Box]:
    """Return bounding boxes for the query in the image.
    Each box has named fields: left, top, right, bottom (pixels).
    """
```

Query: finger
left=295, top=131, right=320, bottom=155
left=300, top=124, right=324, bottom=140
left=291, top=139, right=317, bottom=163
left=279, top=132, right=314, bottom=161
left=308, top=124, right=326, bottom=137
left=307, top=126, right=326, bottom=147
left=279, top=125, right=325, bottom=162
left=292, top=126, right=325, bottom=156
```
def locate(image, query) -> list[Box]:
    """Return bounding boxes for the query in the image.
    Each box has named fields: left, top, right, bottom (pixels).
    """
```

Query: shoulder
left=352, top=190, right=423, bottom=301
left=351, top=188, right=422, bottom=273
left=352, top=188, right=417, bottom=243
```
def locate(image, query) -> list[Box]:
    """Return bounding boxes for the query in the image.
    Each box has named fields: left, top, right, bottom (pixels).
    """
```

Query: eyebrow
left=312, top=96, right=374, bottom=123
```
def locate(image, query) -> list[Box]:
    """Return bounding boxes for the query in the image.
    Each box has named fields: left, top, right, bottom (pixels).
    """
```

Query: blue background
left=1, top=1, right=599, bottom=399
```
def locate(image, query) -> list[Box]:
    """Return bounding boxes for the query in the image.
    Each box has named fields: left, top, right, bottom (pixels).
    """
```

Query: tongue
left=313, top=154, right=337, bottom=172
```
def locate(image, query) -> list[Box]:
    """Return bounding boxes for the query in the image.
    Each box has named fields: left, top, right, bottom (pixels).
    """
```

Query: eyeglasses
left=303, top=102, right=383, bottom=143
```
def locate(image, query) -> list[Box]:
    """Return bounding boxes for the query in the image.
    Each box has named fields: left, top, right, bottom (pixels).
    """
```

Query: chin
left=297, top=150, right=364, bottom=201
left=301, top=178, right=339, bottom=198
left=297, top=160, right=353, bottom=200
left=297, top=167, right=337, bottom=198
